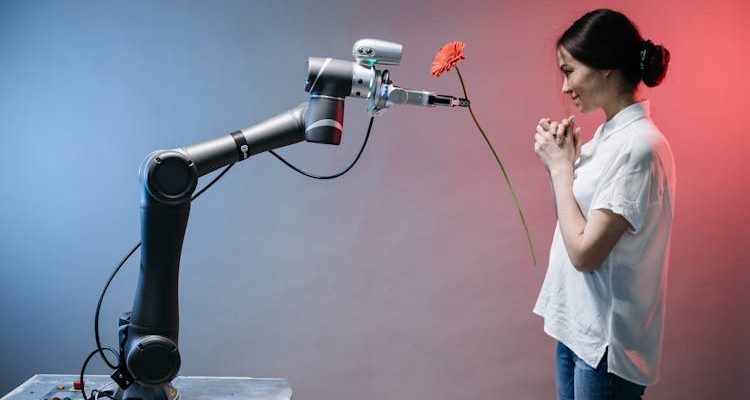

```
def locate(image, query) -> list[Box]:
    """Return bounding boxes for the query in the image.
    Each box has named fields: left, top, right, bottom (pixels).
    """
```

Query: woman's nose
left=561, top=78, right=571, bottom=93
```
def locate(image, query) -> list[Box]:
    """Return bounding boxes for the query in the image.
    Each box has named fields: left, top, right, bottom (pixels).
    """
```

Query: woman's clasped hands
left=534, top=116, right=582, bottom=175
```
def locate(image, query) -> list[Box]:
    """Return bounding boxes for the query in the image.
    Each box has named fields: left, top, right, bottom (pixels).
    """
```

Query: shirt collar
left=598, top=100, right=650, bottom=140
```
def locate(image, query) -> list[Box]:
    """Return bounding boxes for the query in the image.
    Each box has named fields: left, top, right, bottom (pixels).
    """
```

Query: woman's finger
left=567, top=115, right=575, bottom=139
left=536, top=124, right=549, bottom=136
left=548, top=121, right=559, bottom=139
left=557, top=120, right=568, bottom=137
left=535, top=132, right=546, bottom=145
left=551, top=121, right=561, bottom=145
left=555, top=121, right=568, bottom=145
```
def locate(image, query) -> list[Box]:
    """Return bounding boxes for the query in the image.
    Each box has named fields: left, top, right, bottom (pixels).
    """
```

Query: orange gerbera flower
left=431, top=41, right=466, bottom=77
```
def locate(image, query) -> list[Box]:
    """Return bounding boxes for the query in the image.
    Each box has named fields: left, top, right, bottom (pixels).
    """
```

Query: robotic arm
left=112, top=39, right=468, bottom=400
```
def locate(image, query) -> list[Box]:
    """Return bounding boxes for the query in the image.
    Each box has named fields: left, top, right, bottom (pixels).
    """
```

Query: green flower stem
left=454, top=66, right=538, bottom=266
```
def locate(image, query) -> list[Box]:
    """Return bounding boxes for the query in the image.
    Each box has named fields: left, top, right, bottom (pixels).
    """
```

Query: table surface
left=1, top=374, right=293, bottom=400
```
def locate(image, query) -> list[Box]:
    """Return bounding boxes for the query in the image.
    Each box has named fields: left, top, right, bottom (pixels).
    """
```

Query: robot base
left=115, top=381, right=178, bottom=400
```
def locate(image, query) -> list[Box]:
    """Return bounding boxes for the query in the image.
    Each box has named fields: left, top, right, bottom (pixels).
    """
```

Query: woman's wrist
left=549, top=165, right=574, bottom=182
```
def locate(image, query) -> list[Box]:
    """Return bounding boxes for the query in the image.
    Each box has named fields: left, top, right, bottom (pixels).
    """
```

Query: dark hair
left=557, top=9, right=670, bottom=88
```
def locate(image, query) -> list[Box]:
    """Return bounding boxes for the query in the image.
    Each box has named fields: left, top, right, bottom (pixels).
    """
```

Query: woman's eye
left=563, top=70, right=572, bottom=77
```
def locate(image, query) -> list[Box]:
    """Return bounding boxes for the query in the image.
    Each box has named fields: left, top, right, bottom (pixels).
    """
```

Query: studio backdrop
left=1, top=0, right=748, bottom=399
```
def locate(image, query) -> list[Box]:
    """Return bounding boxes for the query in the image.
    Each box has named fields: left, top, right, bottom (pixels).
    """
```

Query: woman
left=532, top=9, right=675, bottom=400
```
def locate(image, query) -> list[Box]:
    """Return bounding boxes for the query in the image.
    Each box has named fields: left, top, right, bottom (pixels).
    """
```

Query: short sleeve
left=590, top=141, right=657, bottom=235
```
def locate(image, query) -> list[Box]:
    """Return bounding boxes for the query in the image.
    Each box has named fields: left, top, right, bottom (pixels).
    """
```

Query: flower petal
left=431, top=41, right=466, bottom=77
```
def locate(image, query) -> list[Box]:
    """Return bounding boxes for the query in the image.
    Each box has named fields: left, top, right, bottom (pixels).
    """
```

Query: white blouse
left=533, top=100, right=676, bottom=386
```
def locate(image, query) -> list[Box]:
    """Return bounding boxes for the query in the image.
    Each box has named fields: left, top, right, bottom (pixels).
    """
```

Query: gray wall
left=1, top=0, right=748, bottom=398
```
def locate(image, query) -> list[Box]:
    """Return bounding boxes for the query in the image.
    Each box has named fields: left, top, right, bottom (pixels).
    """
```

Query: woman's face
left=557, top=46, right=609, bottom=113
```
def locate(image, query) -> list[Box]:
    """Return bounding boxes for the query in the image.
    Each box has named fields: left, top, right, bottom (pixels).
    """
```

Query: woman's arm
left=549, top=167, right=629, bottom=272
left=536, top=118, right=629, bottom=272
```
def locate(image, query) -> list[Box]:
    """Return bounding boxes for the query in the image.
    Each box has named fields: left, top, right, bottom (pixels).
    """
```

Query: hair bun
left=641, top=40, right=670, bottom=87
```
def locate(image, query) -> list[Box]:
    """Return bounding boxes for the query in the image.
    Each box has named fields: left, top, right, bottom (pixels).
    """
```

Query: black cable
left=192, top=163, right=235, bottom=200
left=94, top=242, right=136, bottom=369
left=80, top=347, right=119, bottom=400
left=269, top=116, right=375, bottom=179
left=89, top=163, right=236, bottom=371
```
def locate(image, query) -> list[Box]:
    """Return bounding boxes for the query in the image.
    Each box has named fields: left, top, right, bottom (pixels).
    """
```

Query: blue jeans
left=555, top=341, right=646, bottom=400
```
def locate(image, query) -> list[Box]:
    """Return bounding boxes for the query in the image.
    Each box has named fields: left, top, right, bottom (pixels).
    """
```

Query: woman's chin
left=577, top=104, right=595, bottom=114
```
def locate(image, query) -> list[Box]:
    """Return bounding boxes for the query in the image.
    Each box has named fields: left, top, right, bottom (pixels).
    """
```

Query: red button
left=73, top=380, right=82, bottom=390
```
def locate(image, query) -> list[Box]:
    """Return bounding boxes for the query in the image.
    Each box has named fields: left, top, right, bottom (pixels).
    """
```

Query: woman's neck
left=603, top=90, right=641, bottom=121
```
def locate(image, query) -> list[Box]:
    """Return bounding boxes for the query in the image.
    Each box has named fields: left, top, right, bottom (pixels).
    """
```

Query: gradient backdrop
left=1, top=0, right=748, bottom=398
